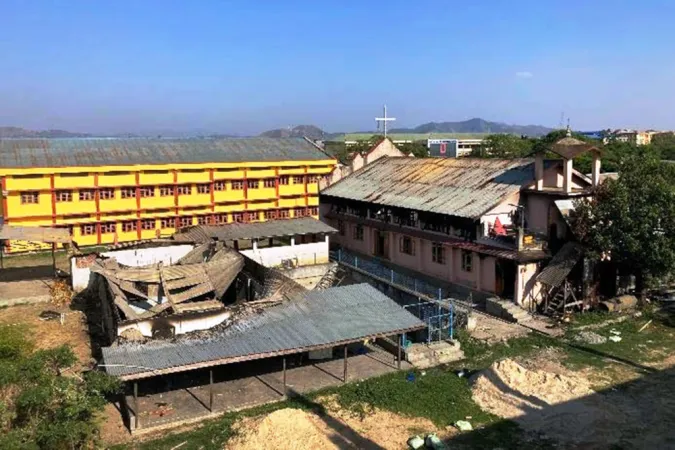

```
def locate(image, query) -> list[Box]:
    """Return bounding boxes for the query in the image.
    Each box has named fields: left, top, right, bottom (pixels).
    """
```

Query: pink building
left=320, top=138, right=600, bottom=308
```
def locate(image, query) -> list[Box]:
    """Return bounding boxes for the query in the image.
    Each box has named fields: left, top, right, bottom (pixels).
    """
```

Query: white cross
left=375, top=104, right=396, bottom=138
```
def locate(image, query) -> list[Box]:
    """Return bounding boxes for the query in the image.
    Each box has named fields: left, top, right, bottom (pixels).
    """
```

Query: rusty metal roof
left=173, top=217, right=336, bottom=242
left=0, top=137, right=331, bottom=169
left=321, top=157, right=536, bottom=219
left=100, top=283, right=425, bottom=380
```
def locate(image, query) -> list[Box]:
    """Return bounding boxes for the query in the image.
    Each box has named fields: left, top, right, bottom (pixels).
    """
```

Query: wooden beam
left=397, top=334, right=402, bottom=370
left=343, top=345, right=348, bottom=383
left=133, top=382, right=141, bottom=430
left=209, top=369, right=214, bottom=413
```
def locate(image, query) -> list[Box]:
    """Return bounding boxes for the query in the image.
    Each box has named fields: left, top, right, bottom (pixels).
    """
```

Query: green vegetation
left=571, top=151, right=675, bottom=296
left=0, top=326, right=120, bottom=449
left=340, top=132, right=488, bottom=141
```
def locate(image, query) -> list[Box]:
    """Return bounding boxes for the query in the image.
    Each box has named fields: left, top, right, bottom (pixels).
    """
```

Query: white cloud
left=515, top=71, right=534, bottom=79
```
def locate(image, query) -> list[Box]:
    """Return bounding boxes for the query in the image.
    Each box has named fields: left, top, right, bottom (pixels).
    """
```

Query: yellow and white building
left=0, top=137, right=335, bottom=251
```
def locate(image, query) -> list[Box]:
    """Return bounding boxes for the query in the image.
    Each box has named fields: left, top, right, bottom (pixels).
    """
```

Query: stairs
left=314, top=263, right=345, bottom=290
left=405, top=341, right=465, bottom=369
left=485, top=297, right=533, bottom=323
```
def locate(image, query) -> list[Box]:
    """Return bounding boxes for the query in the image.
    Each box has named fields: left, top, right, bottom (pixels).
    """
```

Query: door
left=373, top=230, right=389, bottom=259
left=495, top=259, right=516, bottom=298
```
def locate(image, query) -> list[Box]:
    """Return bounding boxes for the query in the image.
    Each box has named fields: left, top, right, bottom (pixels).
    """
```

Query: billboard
left=427, top=139, right=458, bottom=157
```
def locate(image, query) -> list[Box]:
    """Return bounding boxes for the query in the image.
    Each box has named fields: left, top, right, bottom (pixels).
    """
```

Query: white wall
left=71, top=244, right=196, bottom=292
left=241, top=241, right=329, bottom=268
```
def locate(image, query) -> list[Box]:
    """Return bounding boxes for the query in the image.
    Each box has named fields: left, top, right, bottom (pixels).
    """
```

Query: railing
left=332, top=248, right=465, bottom=342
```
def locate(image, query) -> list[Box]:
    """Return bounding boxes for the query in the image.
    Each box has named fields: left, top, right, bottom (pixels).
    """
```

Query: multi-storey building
left=320, top=135, right=601, bottom=307
left=0, top=137, right=335, bottom=251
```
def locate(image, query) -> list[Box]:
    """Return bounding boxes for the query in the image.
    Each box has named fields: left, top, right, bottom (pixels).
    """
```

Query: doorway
left=495, top=259, right=516, bottom=299
left=373, top=230, right=389, bottom=259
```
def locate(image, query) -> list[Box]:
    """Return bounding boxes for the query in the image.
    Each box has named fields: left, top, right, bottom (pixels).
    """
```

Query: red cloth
left=493, top=217, right=506, bottom=235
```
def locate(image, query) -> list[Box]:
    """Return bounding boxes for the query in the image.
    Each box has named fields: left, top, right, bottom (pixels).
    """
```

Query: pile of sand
left=228, top=408, right=339, bottom=450
left=471, top=359, right=612, bottom=444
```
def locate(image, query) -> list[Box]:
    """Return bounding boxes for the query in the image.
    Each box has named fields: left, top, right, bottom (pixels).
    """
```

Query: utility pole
left=375, top=105, right=396, bottom=138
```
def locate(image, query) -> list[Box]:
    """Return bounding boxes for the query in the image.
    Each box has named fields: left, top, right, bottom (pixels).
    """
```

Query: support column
left=343, top=345, right=348, bottom=383
left=475, top=254, right=482, bottom=291
left=282, top=357, right=287, bottom=395
left=133, top=382, right=141, bottom=430
left=290, top=236, right=295, bottom=246
left=535, top=153, right=544, bottom=191
left=209, top=369, right=214, bottom=413
left=591, top=152, right=601, bottom=187
left=563, top=158, right=573, bottom=194
left=51, top=243, right=56, bottom=277
left=397, top=334, right=402, bottom=370
left=252, top=239, right=258, bottom=251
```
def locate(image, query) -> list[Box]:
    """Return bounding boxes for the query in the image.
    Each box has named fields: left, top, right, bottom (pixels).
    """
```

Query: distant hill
left=0, top=127, right=91, bottom=138
left=390, top=118, right=553, bottom=137
left=260, top=125, right=327, bottom=140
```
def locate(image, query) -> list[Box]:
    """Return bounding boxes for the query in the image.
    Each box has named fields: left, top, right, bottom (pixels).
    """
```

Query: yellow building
left=0, top=137, right=335, bottom=251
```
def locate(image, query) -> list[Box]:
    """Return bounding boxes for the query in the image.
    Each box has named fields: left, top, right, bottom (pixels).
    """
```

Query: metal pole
left=51, top=243, right=57, bottom=277
left=390, top=269, right=394, bottom=283
left=133, top=382, right=141, bottom=430
left=0, top=243, right=4, bottom=269
left=397, top=334, right=402, bottom=369
left=450, top=301, right=454, bottom=340
left=343, top=345, right=348, bottom=383
left=282, top=357, right=287, bottom=395
left=209, top=369, right=214, bottom=412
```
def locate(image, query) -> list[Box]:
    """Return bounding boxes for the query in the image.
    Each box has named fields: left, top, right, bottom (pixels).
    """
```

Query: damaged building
left=75, top=217, right=426, bottom=431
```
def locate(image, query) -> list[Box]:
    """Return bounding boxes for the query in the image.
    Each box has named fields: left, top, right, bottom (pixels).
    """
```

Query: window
left=176, top=185, right=191, bottom=195
left=432, top=243, right=446, bottom=265
left=461, top=250, right=473, bottom=272
left=231, top=181, right=244, bottom=190
left=14, top=174, right=43, bottom=179
left=213, top=181, right=226, bottom=191
left=99, top=188, right=115, bottom=200
left=108, top=171, right=130, bottom=176
left=264, top=210, right=278, bottom=220
left=306, top=175, right=319, bottom=183
left=197, top=184, right=211, bottom=194
left=55, top=190, right=72, bottom=202
left=245, top=212, right=258, bottom=222
left=120, top=188, right=136, bottom=199
left=294, top=208, right=306, bottom=218
left=182, top=168, right=202, bottom=173
left=140, top=187, right=154, bottom=197
left=353, top=224, right=364, bottom=241
left=247, top=180, right=259, bottom=189
left=160, top=218, right=176, bottom=229
left=80, top=224, right=96, bottom=236
left=100, top=223, right=116, bottom=234
left=79, top=190, right=95, bottom=201
left=308, top=207, right=319, bottom=216
left=232, top=213, right=244, bottom=223
left=263, top=179, right=276, bottom=188
left=279, top=209, right=290, bottom=219
left=338, top=220, right=345, bottom=236
left=293, top=176, right=304, bottom=184
left=159, top=186, right=175, bottom=196
left=20, top=192, right=39, bottom=204
left=279, top=176, right=289, bottom=185
left=144, top=170, right=168, bottom=175
left=197, top=215, right=210, bottom=225
left=60, top=172, right=89, bottom=178
left=141, top=219, right=155, bottom=230
left=122, top=221, right=137, bottom=232
left=178, top=216, right=193, bottom=227
left=214, top=214, right=228, bottom=224
left=399, top=236, right=415, bottom=255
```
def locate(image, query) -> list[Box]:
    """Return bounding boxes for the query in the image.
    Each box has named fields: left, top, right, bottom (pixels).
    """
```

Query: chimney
left=535, top=153, right=544, bottom=191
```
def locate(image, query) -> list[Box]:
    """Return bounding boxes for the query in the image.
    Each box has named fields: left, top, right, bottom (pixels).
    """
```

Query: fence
left=333, top=248, right=465, bottom=342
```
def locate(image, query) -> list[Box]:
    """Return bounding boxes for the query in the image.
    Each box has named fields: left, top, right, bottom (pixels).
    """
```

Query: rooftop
left=0, top=137, right=332, bottom=169
left=321, top=157, right=536, bottom=219
left=173, top=217, right=337, bottom=243
left=101, top=283, right=425, bottom=380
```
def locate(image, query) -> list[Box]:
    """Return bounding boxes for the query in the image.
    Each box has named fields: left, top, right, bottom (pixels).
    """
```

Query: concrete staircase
left=405, top=341, right=465, bottom=369
left=485, top=297, right=533, bottom=323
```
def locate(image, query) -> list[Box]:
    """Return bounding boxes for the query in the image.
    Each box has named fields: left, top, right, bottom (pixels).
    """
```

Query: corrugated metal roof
left=173, top=217, right=337, bottom=242
left=536, top=242, right=584, bottom=287
left=101, top=283, right=425, bottom=380
left=0, top=137, right=331, bottom=169
left=321, top=157, right=536, bottom=219
left=0, top=225, right=71, bottom=243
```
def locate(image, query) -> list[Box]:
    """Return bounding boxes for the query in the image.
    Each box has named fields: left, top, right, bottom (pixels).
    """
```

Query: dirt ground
left=470, top=351, right=675, bottom=449
left=0, top=300, right=92, bottom=367
left=228, top=398, right=454, bottom=450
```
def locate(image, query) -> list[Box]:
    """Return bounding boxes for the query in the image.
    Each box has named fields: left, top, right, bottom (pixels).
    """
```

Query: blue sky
left=1, top=0, right=673, bottom=135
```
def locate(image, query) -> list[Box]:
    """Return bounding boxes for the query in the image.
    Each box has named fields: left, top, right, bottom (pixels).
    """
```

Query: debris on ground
left=609, top=335, right=622, bottom=342
left=49, top=279, right=73, bottom=306
left=574, top=330, right=608, bottom=345
left=407, top=435, right=425, bottom=449
left=454, top=420, right=473, bottom=431
left=424, top=433, right=447, bottom=449
left=38, top=310, right=63, bottom=322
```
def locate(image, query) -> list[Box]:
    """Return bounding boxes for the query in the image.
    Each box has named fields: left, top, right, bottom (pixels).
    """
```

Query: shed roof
left=100, top=283, right=425, bottom=380
left=536, top=242, right=584, bottom=287
left=173, top=217, right=336, bottom=242
left=0, top=225, right=71, bottom=244
left=0, top=137, right=331, bottom=169
left=549, top=137, right=600, bottom=160
left=321, top=157, right=535, bottom=219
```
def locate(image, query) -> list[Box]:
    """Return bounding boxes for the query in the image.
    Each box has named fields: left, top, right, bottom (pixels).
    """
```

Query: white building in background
left=427, top=138, right=484, bottom=157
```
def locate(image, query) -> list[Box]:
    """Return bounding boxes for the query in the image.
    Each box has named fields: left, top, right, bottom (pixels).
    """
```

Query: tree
left=396, top=141, right=428, bottom=158
left=651, top=132, right=675, bottom=160
left=570, top=151, right=675, bottom=298
left=472, top=134, right=533, bottom=158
